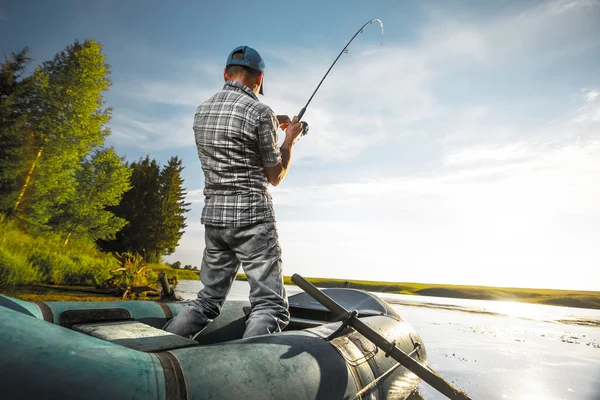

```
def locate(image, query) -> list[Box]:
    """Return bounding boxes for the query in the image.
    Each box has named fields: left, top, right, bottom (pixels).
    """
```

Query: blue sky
left=2, top=0, right=599, bottom=290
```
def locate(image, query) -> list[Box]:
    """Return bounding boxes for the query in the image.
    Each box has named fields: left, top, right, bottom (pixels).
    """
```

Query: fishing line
left=297, top=18, right=384, bottom=134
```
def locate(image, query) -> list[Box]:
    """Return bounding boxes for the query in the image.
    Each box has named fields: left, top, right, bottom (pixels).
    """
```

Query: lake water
left=176, top=280, right=600, bottom=400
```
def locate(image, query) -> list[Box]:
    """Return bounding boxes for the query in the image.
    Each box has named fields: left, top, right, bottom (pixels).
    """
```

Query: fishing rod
left=296, top=18, right=384, bottom=135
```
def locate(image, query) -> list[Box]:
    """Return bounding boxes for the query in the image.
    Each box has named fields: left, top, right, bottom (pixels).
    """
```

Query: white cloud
left=185, top=189, right=205, bottom=204
left=116, top=81, right=218, bottom=108
left=108, top=110, right=195, bottom=150
left=529, top=0, right=600, bottom=16
left=585, top=91, right=599, bottom=102
left=573, top=89, right=600, bottom=124
left=443, top=143, right=534, bottom=166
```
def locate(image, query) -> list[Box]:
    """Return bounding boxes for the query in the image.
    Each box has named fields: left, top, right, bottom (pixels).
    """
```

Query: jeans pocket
left=236, top=222, right=268, bottom=258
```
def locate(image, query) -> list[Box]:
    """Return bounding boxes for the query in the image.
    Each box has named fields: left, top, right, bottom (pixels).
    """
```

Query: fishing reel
left=300, top=121, right=309, bottom=136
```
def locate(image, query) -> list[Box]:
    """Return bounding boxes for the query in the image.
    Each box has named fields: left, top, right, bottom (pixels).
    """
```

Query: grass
left=0, top=217, right=118, bottom=287
left=1, top=263, right=193, bottom=303
left=1, top=264, right=191, bottom=302
left=0, top=217, right=196, bottom=302
left=236, top=274, right=600, bottom=310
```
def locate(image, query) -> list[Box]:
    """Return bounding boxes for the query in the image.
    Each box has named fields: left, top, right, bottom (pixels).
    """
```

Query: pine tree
left=100, top=156, right=190, bottom=262
left=156, top=156, right=191, bottom=261
left=101, top=156, right=162, bottom=259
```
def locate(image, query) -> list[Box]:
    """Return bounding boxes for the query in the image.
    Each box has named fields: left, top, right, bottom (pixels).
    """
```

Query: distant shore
left=238, top=275, right=600, bottom=311
left=2, top=273, right=599, bottom=311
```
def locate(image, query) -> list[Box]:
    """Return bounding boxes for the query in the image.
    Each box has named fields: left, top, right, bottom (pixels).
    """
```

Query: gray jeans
left=163, top=218, right=289, bottom=339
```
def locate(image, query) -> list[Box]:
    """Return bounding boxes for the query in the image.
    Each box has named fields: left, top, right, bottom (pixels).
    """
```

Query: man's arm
left=264, top=116, right=303, bottom=186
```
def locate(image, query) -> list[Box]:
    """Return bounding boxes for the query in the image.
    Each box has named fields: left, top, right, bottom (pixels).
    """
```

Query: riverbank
left=238, top=275, right=600, bottom=310
left=3, top=272, right=598, bottom=310
left=0, top=264, right=198, bottom=302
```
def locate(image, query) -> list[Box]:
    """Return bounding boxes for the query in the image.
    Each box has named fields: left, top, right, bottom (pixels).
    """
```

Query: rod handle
left=297, top=107, right=306, bottom=121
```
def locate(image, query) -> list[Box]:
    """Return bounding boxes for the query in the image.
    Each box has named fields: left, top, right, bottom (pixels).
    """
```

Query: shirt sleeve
left=256, top=110, right=282, bottom=167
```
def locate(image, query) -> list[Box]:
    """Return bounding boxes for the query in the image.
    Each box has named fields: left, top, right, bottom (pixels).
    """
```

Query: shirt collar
left=223, top=80, right=258, bottom=101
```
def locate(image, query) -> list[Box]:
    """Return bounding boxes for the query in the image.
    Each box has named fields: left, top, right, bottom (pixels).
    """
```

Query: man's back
left=163, top=45, right=305, bottom=340
left=194, top=80, right=281, bottom=228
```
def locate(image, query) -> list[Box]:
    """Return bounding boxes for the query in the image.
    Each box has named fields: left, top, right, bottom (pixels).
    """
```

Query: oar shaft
left=290, top=274, right=472, bottom=400
left=351, top=317, right=471, bottom=400
left=293, top=274, right=346, bottom=315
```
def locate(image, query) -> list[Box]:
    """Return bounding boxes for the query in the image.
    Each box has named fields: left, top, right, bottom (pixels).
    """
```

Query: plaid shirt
left=194, top=81, right=281, bottom=227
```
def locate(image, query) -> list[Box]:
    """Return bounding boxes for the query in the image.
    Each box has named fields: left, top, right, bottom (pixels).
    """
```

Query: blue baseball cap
left=226, top=45, right=265, bottom=95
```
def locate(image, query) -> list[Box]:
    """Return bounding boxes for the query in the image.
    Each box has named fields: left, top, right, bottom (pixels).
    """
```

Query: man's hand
left=264, top=116, right=303, bottom=187
left=276, top=115, right=292, bottom=130
left=284, top=116, right=303, bottom=146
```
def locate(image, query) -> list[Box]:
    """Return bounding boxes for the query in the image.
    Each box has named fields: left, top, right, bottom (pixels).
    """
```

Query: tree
left=9, top=40, right=112, bottom=231
left=100, top=155, right=190, bottom=263
left=184, top=265, right=192, bottom=270
left=155, top=156, right=191, bottom=261
left=0, top=48, right=34, bottom=214
left=50, top=147, right=132, bottom=244
left=171, top=261, right=181, bottom=269
left=100, top=156, right=162, bottom=258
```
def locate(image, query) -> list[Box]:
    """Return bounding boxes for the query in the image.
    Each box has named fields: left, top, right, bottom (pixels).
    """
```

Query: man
left=163, top=45, right=304, bottom=339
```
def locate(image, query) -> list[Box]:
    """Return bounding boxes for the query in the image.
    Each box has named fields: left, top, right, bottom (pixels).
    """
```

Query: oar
left=291, top=274, right=472, bottom=400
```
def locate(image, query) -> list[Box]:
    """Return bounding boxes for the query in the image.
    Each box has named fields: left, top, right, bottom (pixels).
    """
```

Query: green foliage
left=148, top=263, right=199, bottom=281
left=101, top=156, right=160, bottom=258
left=101, top=155, right=190, bottom=263
left=4, top=40, right=114, bottom=235
left=171, top=261, right=181, bottom=269
left=0, top=47, right=34, bottom=214
left=156, top=156, right=190, bottom=258
left=0, top=217, right=117, bottom=287
left=0, top=40, right=190, bottom=287
left=51, top=147, right=132, bottom=243
left=109, top=252, right=152, bottom=299
left=0, top=247, right=41, bottom=287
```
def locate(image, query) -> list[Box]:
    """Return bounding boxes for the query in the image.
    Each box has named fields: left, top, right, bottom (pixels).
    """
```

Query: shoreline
left=246, top=275, right=600, bottom=311
left=2, top=274, right=599, bottom=311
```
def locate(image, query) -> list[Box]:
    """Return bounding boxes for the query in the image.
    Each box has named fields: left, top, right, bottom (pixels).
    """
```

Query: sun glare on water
left=483, top=300, right=547, bottom=321
left=501, top=378, right=554, bottom=400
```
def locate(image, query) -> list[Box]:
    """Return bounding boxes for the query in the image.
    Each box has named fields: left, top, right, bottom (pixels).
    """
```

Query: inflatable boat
left=0, top=279, right=427, bottom=400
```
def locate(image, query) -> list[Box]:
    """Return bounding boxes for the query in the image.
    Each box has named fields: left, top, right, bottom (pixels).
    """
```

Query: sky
left=1, top=0, right=599, bottom=291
